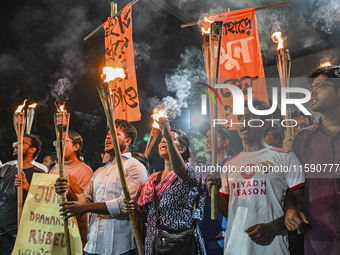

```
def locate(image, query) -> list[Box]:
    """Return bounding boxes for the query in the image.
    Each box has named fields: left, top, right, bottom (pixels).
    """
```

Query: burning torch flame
left=204, top=17, right=213, bottom=23
left=103, top=67, right=126, bottom=83
left=58, top=103, right=66, bottom=112
left=320, top=61, right=332, bottom=67
left=15, top=100, right=27, bottom=113
left=201, top=17, right=213, bottom=34
left=28, top=103, right=37, bottom=109
left=201, top=27, right=211, bottom=34
left=271, top=32, right=284, bottom=50
left=152, top=109, right=167, bottom=129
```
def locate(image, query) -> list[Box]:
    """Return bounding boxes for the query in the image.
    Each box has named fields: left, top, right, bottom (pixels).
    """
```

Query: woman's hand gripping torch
left=144, top=109, right=167, bottom=158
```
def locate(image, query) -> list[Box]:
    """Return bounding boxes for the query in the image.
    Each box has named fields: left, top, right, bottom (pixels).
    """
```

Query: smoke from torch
left=144, top=109, right=167, bottom=158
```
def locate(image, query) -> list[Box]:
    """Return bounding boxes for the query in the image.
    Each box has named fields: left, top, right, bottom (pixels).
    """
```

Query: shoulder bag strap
left=153, top=171, right=163, bottom=225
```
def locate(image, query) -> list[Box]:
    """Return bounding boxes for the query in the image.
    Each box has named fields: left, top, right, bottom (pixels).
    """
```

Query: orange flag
left=201, top=8, right=269, bottom=128
left=103, top=4, right=141, bottom=122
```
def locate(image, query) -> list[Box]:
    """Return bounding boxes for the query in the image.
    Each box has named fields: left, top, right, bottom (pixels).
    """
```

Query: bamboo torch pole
left=271, top=32, right=293, bottom=138
left=209, top=21, right=224, bottom=220
left=97, top=67, right=144, bottom=255
left=13, top=100, right=26, bottom=225
left=54, top=106, right=72, bottom=255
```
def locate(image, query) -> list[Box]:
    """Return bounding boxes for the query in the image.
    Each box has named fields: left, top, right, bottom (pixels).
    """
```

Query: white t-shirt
left=220, top=147, right=305, bottom=255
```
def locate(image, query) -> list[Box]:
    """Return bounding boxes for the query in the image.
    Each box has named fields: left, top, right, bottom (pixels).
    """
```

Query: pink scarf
left=138, top=170, right=178, bottom=206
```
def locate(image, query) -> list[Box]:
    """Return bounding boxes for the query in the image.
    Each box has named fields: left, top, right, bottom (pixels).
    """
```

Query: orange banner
left=201, top=8, right=268, bottom=128
left=103, top=4, right=141, bottom=122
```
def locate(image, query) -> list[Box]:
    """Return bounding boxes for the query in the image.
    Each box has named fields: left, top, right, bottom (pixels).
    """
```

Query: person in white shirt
left=55, top=120, right=148, bottom=255
left=207, top=99, right=305, bottom=255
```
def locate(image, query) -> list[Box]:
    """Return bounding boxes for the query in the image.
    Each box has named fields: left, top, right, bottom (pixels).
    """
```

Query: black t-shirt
left=0, top=165, right=45, bottom=235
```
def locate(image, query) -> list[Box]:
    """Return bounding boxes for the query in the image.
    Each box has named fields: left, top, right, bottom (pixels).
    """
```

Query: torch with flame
left=320, top=61, right=332, bottom=68
left=200, top=16, right=224, bottom=220
left=97, top=66, right=144, bottom=255
left=53, top=103, right=71, bottom=255
left=144, top=109, right=167, bottom=158
left=26, top=103, right=37, bottom=134
left=271, top=31, right=293, bottom=138
left=13, top=99, right=27, bottom=225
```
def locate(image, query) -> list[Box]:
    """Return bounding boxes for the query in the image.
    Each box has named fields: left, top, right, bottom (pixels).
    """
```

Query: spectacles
left=53, top=138, right=74, bottom=147
left=309, top=82, right=335, bottom=94
left=12, top=141, right=33, bottom=148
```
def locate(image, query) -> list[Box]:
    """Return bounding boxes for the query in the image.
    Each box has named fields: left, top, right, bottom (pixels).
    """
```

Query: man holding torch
left=0, top=134, right=45, bottom=254
left=55, top=120, right=148, bottom=255
left=198, top=122, right=232, bottom=255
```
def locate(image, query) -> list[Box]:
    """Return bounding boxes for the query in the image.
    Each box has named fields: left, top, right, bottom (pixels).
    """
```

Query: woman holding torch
left=124, top=117, right=207, bottom=255
left=50, top=130, right=93, bottom=249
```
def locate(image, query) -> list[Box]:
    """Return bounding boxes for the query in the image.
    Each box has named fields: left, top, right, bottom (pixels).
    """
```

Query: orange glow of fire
left=102, top=67, right=125, bottom=82
left=204, top=17, right=213, bottom=23
left=271, top=32, right=284, bottom=50
left=28, top=103, right=37, bottom=109
left=320, top=61, right=332, bottom=67
left=152, top=109, right=167, bottom=129
left=201, top=27, right=211, bottom=34
left=15, top=99, right=27, bottom=113
left=58, top=103, right=66, bottom=112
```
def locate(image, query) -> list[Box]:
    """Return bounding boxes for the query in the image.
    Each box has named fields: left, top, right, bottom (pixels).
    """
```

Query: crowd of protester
left=0, top=65, right=339, bottom=255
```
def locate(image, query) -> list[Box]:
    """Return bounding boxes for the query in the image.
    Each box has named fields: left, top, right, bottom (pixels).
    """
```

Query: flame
left=201, top=16, right=213, bottom=34
left=28, top=103, right=37, bottom=109
left=201, top=27, right=211, bottom=34
left=15, top=99, right=27, bottom=113
left=204, top=17, right=213, bottom=23
left=271, top=32, right=284, bottom=50
left=320, top=61, right=332, bottom=67
left=103, top=67, right=125, bottom=82
left=58, top=103, right=66, bottom=112
left=152, top=109, right=167, bottom=129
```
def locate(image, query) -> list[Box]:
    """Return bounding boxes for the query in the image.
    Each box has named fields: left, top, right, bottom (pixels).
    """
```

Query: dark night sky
left=0, top=0, right=339, bottom=171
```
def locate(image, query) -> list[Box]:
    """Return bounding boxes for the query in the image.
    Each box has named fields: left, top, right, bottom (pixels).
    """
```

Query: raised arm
left=159, top=117, right=187, bottom=178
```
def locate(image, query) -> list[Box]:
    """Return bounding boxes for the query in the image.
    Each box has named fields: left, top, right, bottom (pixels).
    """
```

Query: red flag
left=103, top=4, right=141, bottom=122
left=201, top=8, right=269, bottom=129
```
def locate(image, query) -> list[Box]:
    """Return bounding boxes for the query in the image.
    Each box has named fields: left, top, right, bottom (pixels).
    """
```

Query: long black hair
left=170, top=129, right=190, bottom=161
left=68, top=130, right=83, bottom=161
